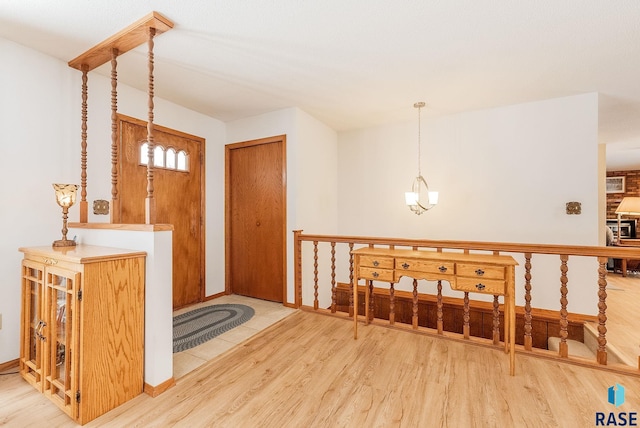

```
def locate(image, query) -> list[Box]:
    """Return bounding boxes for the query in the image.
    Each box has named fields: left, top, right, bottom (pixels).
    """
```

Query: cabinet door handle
left=438, top=265, right=448, bottom=272
left=373, top=260, right=379, bottom=267
left=402, top=263, right=409, bottom=269
left=475, top=269, right=485, bottom=276
left=372, top=272, right=379, bottom=278
left=475, top=283, right=486, bottom=291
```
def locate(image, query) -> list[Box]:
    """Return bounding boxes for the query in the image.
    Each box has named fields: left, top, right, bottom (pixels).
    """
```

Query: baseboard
left=144, top=377, right=176, bottom=397
left=204, top=291, right=226, bottom=301
left=0, top=359, right=19, bottom=373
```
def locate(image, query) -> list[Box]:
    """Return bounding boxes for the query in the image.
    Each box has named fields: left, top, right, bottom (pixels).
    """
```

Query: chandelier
left=405, top=102, right=438, bottom=215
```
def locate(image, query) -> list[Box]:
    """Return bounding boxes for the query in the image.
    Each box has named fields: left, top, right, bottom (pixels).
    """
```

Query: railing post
left=412, top=279, right=419, bottom=329
left=348, top=243, right=354, bottom=317
left=492, top=295, right=500, bottom=345
left=293, top=230, right=303, bottom=308
left=597, top=256, right=608, bottom=365
left=330, top=241, right=336, bottom=313
left=437, top=280, right=443, bottom=334
left=524, top=253, right=533, bottom=351
left=463, top=292, right=470, bottom=339
left=559, top=255, right=569, bottom=358
left=313, top=241, right=319, bottom=310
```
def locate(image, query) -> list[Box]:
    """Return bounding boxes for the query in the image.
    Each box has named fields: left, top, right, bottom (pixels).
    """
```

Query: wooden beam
left=68, top=11, right=173, bottom=71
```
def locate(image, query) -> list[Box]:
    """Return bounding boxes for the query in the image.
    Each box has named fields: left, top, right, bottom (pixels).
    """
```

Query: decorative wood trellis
left=67, top=11, right=174, bottom=224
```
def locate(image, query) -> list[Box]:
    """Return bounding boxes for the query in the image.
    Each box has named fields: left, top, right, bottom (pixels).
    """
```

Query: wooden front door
left=226, top=136, right=286, bottom=302
left=117, top=114, right=205, bottom=309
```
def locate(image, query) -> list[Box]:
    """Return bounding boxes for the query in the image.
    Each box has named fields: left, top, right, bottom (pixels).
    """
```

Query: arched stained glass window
left=177, top=150, right=188, bottom=171
left=140, top=142, right=149, bottom=165
left=166, top=148, right=176, bottom=169
left=138, top=142, right=188, bottom=172
left=154, top=145, right=165, bottom=167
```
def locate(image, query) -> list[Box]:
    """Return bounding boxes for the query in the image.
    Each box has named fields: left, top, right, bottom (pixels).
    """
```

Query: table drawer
left=359, top=255, right=394, bottom=269
left=456, top=263, right=505, bottom=280
left=359, top=266, right=394, bottom=282
left=454, top=277, right=506, bottom=295
left=396, top=258, right=455, bottom=275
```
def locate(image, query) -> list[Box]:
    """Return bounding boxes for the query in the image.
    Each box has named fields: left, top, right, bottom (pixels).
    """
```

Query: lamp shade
left=615, top=197, right=640, bottom=215
left=53, top=184, right=78, bottom=208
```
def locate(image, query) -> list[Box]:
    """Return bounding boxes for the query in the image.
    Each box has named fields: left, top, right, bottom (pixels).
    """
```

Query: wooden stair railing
left=293, top=230, right=640, bottom=376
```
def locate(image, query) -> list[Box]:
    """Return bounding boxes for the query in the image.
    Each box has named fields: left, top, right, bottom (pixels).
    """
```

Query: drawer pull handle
left=475, top=269, right=485, bottom=276
left=372, top=272, right=379, bottom=278
left=438, top=265, right=447, bottom=272
left=402, top=263, right=410, bottom=269
left=475, top=283, right=486, bottom=291
left=373, top=261, right=379, bottom=267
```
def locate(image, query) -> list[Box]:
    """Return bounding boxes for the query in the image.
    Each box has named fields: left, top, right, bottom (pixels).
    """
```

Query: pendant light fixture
left=405, top=101, right=438, bottom=215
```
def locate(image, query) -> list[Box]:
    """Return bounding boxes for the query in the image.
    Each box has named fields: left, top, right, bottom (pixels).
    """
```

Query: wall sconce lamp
left=52, top=184, right=78, bottom=247
left=405, top=101, right=438, bottom=215
left=614, top=196, right=640, bottom=244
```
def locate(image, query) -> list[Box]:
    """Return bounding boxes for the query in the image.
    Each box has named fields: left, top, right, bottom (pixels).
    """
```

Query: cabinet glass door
left=45, top=266, right=79, bottom=417
left=20, top=260, right=45, bottom=389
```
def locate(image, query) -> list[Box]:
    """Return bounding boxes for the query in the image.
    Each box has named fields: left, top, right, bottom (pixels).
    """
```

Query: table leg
left=354, top=278, right=358, bottom=339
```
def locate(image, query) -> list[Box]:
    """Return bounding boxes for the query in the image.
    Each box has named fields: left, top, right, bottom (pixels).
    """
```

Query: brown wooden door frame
left=225, top=135, right=287, bottom=302
left=116, top=113, right=207, bottom=307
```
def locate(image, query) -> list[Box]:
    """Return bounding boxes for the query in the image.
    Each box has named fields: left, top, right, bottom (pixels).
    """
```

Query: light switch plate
left=93, top=199, right=110, bottom=215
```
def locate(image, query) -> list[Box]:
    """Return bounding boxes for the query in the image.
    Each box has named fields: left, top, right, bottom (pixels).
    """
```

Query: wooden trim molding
left=144, top=377, right=176, bottom=397
left=0, top=359, right=19, bottom=373
left=69, top=222, right=173, bottom=231
left=68, top=11, right=173, bottom=71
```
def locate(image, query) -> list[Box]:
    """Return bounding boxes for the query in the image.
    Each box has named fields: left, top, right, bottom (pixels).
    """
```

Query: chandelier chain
left=417, top=103, right=422, bottom=176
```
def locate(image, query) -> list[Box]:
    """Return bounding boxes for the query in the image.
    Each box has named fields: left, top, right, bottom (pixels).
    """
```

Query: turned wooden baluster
left=524, top=252, right=533, bottom=351
left=559, top=255, right=569, bottom=358
left=330, top=241, right=337, bottom=313
left=436, top=280, right=443, bottom=334
left=293, top=230, right=303, bottom=308
left=110, top=48, right=120, bottom=223
left=313, top=241, right=319, bottom=310
left=463, top=292, right=470, bottom=339
left=145, top=27, right=157, bottom=224
left=79, top=65, right=89, bottom=223
left=597, top=256, right=608, bottom=365
left=492, top=295, right=500, bottom=345
left=412, top=278, right=419, bottom=329
left=389, top=282, right=395, bottom=325
left=348, top=242, right=354, bottom=317
left=368, top=279, right=375, bottom=323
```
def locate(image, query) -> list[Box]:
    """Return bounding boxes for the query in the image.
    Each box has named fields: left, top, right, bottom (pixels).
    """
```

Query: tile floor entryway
left=172, top=294, right=296, bottom=379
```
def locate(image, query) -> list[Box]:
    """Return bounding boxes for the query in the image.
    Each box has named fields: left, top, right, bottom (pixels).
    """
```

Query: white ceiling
left=2, top=0, right=640, bottom=169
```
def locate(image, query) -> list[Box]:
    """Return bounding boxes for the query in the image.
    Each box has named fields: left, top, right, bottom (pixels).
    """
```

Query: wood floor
left=2, top=309, right=640, bottom=427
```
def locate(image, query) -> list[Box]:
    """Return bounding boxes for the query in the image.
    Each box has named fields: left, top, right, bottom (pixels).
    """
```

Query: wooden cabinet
left=19, top=245, right=146, bottom=425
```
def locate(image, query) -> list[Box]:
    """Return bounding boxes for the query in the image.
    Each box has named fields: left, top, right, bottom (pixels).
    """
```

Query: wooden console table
left=352, top=247, right=518, bottom=375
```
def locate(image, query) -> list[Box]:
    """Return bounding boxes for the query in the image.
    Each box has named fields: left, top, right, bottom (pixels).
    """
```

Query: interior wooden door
left=226, top=136, right=286, bottom=302
left=117, top=114, right=205, bottom=309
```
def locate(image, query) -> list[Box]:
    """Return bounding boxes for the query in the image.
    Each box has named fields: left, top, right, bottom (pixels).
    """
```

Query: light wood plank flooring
left=2, top=308, right=640, bottom=427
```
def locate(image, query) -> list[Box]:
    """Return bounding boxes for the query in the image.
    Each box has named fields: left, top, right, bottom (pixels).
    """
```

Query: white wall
left=226, top=108, right=339, bottom=305
left=0, top=38, right=77, bottom=364
left=0, top=37, right=226, bottom=364
left=337, top=93, right=601, bottom=314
